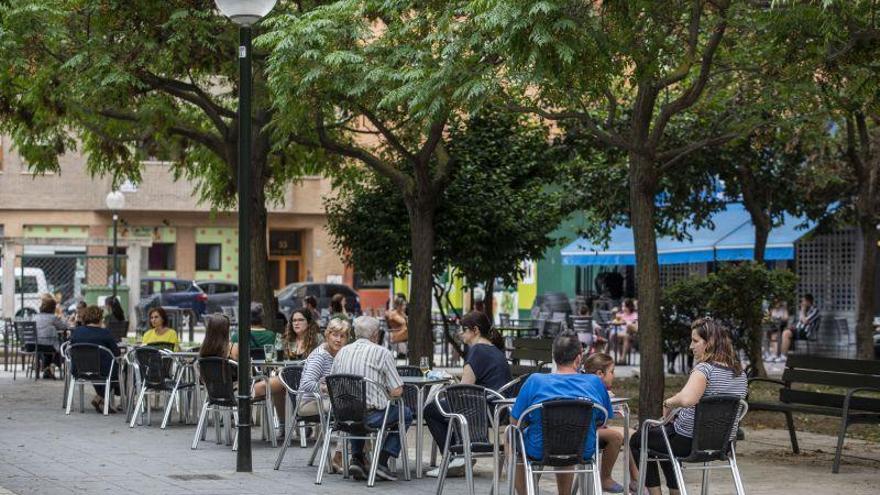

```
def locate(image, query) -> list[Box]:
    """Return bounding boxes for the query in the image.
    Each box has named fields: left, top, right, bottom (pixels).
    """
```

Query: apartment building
left=0, top=136, right=349, bottom=292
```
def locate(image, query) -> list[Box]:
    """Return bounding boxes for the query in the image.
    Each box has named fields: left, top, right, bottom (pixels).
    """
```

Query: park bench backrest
left=509, top=338, right=553, bottom=376
left=780, top=355, right=880, bottom=412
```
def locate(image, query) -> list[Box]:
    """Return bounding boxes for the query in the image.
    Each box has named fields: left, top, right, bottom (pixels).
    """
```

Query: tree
left=324, top=105, right=564, bottom=346
left=766, top=0, right=880, bottom=359
left=0, top=0, right=320, bottom=329
left=473, top=0, right=755, bottom=417
left=263, top=1, right=500, bottom=364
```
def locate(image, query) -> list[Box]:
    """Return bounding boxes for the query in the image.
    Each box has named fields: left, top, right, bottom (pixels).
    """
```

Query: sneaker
left=374, top=462, right=398, bottom=481
left=348, top=458, right=367, bottom=481
left=777, top=354, right=787, bottom=363
left=426, top=457, right=467, bottom=478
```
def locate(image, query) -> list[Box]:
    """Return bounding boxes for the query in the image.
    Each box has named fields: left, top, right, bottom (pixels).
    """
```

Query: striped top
left=299, top=343, right=335, bottom=394
left=330, top=338, right=403, bottom=410
left=674, top=362, right=747, bottom=438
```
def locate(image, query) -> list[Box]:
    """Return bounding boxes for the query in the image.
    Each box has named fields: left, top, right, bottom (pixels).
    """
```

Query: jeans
left=23, top=344, right=61, bottom=369
left=424, top=399, right=451, bottom=449
left=350, top=403, right=413, bottom=459
left=629, top=423, right=692, bottom=489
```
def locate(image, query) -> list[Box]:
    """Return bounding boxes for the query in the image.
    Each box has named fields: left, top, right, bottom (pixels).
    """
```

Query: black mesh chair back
left=325, top=374, right=370, bottom=434
left=132, top=347, right=173, bottom=389
left=397, top=365, right=422, bottom=412
left=537, top=399, right=594, bottom=466
left=543, top=320, right=563, bottom=338
left=15, top=321, right=37, bottom=347
left=147, top=342, right=176, bottom=351
left=499, top=373, right=532, bottom=399
left=107, top=321, right=129, bottom=341
left=68, top=343, right=109, bottom=379
left=197, top=357, right=237, bottom=407
left=444, top=384, right=493, bottom=451
left=683, top=395, right=743, bottom=462
left=279, top=364, right=305, bottom=392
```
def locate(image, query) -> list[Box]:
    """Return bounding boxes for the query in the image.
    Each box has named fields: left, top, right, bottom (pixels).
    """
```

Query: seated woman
left=70, top=305, right=121, bottom=413
left=425, top=310, right=512, bottom=477
left=629, top=318, right=747, bottom=495
left=201, top=313, right=288, bottom=427
left=282, top=309, right=321, bottom=361
left=33, top=294, right=67, bottom=379
left=142, top=307, right=179, bottom=350
left=611, top=299, right=638, bottom=363
left=103, top=295, right=126, bottom=327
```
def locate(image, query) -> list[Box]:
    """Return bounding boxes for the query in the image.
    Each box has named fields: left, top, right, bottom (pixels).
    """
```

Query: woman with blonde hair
left=629, top=318, right=747, bottom=495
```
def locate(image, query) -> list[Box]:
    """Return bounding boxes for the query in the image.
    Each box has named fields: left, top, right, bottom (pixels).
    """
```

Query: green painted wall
left=195, top=227, right=238, bottom=282
left=23, top=225, right=89, bottom=239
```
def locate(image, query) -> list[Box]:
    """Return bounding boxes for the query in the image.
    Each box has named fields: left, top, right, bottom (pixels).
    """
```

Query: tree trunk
left=250, top=154, right=276, bottom=332
left=629, top=152, right=665, bottom=420
left=737, top=164, right=771, bottom=264
left=855, top=219, right=878, bottom=359
left=405, top=198, right=436, bottom=366
left=484, top=278, right=495, bottom=321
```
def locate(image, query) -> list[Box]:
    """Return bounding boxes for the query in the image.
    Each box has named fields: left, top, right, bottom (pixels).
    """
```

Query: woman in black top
left=424, top=311, right=511, bottom=476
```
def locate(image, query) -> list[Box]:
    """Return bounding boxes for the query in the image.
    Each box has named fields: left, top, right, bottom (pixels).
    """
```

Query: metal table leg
left=415, top=385, right=424, bottom=478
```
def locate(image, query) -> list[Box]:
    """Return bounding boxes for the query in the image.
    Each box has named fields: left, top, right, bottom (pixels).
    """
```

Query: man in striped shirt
left=330, top=316, right=412, bottom=481
left=775, top=293, right=820, bottom=362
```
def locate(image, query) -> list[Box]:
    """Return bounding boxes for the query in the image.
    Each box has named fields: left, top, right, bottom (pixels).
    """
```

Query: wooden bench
left=507, top=338, right=553, bottom=376
left=747, top=355, right=880, bottom=472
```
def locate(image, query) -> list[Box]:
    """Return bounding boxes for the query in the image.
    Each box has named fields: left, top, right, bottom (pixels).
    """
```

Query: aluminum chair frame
left=274, top=365, right=327, bottom=471
left=636, top=399, right=748, bottom=495
left=315, top=374, right=411, bottom=487
left=191, top=358, right=241, bottom=451
left=507, top=400, right=608, bottom=495
left=127, top=347, right=192, bottom=429
left=434, top=384, right=506, bottom=495
left=63, top=343, right=119, bottom=416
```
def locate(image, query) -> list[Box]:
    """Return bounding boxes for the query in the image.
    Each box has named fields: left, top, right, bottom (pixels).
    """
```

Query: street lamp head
left=214, top=0, right=278, bottom=26
left=105, top=190, right=125, bottom=211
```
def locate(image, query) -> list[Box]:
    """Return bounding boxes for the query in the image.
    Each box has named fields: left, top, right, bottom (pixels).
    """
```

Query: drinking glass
left=419, top=356, right=430, bottom=377
left=263, top=344, right=275, bottom=362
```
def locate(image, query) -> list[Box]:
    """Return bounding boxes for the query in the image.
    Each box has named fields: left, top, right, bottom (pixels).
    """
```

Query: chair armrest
left=747, top=377, right=787, bottom=387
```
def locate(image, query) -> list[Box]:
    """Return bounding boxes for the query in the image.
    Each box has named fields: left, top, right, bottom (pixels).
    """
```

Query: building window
left=196, top=244, right=222, bottom=271
left=148, top=243, right=176, bottom=271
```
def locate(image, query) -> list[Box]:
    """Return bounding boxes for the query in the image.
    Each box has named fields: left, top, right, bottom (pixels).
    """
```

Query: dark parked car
left=197, top=280, right=239, bottom=316
left=276, top=282, right=360, bottom=319
left=137, top=277, right=207, bottom=325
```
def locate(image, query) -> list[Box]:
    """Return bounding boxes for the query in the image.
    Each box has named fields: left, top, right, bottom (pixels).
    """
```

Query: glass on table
left=263, top=344, right=275, bottom=362
left=419, top=356, right=430, bottom=377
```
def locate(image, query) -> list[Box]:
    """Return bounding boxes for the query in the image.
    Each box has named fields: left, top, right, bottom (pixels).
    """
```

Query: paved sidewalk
left=1, top=371, right=878, bottom=495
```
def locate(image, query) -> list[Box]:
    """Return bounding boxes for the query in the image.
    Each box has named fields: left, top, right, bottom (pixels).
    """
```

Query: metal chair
left=128, top=346, right=192, bottom=429
left=107, top=321, right=129, bottom=342
left=434, top=384, right=505, bottom=495
left=13, top=320, right=40, bottom=380
left=192, top=357, right=240, bottom=450
left=274, top=364, right=327, bottom=470
left=508, top=399, right=608, bottom=495
left=63, top=343, right=119, bottom=415
left=636, top=395, right=748, bottom=495
left=315, top=374, right=411, bottom=487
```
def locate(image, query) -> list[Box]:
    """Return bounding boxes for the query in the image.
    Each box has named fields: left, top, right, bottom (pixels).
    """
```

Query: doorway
left=269, top=229, right=303, bottom=291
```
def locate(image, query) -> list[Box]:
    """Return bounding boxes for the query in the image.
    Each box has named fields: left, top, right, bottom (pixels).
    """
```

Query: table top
left=251, top=360, right=304, bottom=367
left=400, top=376, right=451, bottom=386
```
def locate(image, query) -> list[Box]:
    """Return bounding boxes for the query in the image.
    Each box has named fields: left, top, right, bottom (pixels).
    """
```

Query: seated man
left=774, top=294, right=819, bottom=362
left=510, top=333, right=612, bottom=495
left=330, top=316, right=412, bottom=481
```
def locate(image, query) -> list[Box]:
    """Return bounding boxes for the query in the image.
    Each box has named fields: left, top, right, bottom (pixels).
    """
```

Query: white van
left=0, top=267, right=50, bottom=317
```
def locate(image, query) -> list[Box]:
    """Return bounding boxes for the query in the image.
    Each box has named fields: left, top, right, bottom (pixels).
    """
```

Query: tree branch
left=654, top=0, right=703, bottom=88
left=649, top=3, right=730, bottom=149
left=137, top=71, right=234, bottom=137
left=507, top=102, right=632, bottom=151
left=93, top=108, right=227, bottom=161
left=353, top=102, right=417, bottom=164
left=313, top=107, right=411, bottom=190
left=657, top=131, right=739, bottom=173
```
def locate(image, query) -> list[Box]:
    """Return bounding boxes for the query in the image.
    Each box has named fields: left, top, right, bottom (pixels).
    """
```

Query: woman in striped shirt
left=629, top=318, right=747, bottom=495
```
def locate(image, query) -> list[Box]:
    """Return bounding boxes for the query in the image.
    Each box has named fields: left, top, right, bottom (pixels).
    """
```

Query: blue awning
left=561, top=203, right=814, bottom=266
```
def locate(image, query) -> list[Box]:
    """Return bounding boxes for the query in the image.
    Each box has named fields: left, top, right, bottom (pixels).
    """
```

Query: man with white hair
left=330, top=315, right=412, bottom=481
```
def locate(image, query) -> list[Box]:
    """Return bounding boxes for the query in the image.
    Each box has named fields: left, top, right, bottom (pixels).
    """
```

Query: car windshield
left=277, top=283, right=304, bottom=299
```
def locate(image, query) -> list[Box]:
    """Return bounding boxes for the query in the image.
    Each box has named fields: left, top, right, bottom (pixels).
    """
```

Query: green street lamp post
left=214, top=0, right=278, bottom=473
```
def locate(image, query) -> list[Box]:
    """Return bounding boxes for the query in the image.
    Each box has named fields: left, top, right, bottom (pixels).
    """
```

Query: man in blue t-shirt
left=510, top=333, right=612, bottom=495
